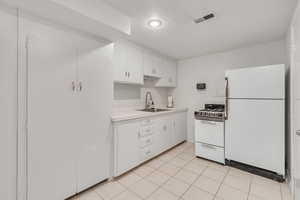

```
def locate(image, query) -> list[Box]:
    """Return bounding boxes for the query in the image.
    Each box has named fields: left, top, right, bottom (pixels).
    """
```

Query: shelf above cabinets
left=113, top=41, right=177, bottom=87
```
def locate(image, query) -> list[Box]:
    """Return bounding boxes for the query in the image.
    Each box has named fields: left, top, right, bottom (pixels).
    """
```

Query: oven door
left=195, top=119, right=224, bottom=147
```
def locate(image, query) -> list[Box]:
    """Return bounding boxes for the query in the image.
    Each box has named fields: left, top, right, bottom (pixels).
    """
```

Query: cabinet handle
left=72, top=81, right=76, bottom=92
left=79, top=81, right=82, bottom=92
left=297, top=130, right=300, bottom=136
left=201, top=121, right=217, bottom=125
left=202, top=143, right=216, bottom=150
left=163, top=125, right=167, bottom=131
left=128, top=72, right=130, bottom=77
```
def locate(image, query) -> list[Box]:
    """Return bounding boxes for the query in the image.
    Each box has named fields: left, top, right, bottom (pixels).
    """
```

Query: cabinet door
left=143, top=52, right=161, bottom=77
left=0, top=6, right=18, bottom=200
left=154, top=116, right=172, bottom=153
left=76, top=42, right=113, bottom=191
left=127, top=45, right=144, bottom=84
left=25, top=19, right=78, bottom=200
left=113, top=42, right=127, bottom=83
left=116, top=122, right=140, bottom=176
left=113, top=42, right=143, bottom=84
left=156, top=60, right=177, bottom=87
left=173, top=113, right=187, bottom=145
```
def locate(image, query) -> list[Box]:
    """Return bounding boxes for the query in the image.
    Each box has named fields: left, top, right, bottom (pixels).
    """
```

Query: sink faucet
left=145, top=91, right=154, bottom=109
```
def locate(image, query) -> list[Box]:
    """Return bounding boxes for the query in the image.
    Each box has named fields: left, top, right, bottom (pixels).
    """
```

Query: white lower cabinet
left=154, top=116, right=173, bottom=153
left=114, top=112, right=187, bottom=176
left=173, top=112, right=187, bottom=146
left=115, top=122, right=140, bottom=176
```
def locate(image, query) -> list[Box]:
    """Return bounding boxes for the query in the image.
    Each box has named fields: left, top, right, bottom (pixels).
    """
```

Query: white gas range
left=194, top=104, right=225, bottom=164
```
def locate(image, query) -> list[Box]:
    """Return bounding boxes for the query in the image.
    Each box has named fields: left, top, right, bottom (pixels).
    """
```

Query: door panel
left=25, top=19, right=78, bottom=200
left=0, top=6, right=18, bottom=200
left=226, top=64, right=285, bottom=99
left=174, top=113, right=187, bottom=145
left=113, top=42, right=127, bottom=82
left=296, top=62, right=300, bottom=100
left=116, top=122, right=140, bottom=176
left=155, top=116, right=172, bottom=153
left=225, top=99, right=285, bottom=175
left=295, top=100, right=300, bottom=179
left=76, top=43, right=113, bottom=191
left=127, top=45, right=143, bottom=84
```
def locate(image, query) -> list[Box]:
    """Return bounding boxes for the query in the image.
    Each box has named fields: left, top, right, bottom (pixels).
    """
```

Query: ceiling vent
left=194, top=13, right=215, bottom=24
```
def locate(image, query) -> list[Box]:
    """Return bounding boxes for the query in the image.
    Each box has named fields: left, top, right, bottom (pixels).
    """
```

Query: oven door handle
left=225, top=77, right=229, bottom=120
left=201, top=120, right=218, bottom=125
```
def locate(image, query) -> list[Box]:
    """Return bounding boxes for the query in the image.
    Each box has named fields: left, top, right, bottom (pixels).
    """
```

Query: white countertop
left=111, top=107, right=188, bottom=122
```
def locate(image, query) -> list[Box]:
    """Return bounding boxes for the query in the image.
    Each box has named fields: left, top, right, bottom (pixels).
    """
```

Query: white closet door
left=76, top=43, right=113, bottom=191
left=0, top=6, right=18, bottom=200
left=25, top=18, right=78, bottom=200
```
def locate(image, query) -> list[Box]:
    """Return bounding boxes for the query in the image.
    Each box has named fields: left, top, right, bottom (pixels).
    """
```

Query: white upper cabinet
left=113, top=41, right=177, bottom=87
left=143, top=52, right=162, bottom=78
left=156, top=59, right=177, bottom=87
left=113, top=41, right=143, bottom=85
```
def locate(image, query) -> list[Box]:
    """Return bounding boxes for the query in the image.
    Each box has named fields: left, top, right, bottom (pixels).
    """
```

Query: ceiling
left=103, top=0, right=298, bottom=59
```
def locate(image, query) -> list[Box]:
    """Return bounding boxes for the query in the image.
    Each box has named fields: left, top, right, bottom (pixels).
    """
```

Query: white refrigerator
left=225, top=64, right=285, bottom=176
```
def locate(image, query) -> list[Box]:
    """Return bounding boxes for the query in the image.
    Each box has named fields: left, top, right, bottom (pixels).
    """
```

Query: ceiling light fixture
left=148, top=19, right=162, bottom=29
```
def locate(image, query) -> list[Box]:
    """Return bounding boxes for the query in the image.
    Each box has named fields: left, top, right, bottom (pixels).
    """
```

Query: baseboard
left=225, top=159, right=285, bottom=182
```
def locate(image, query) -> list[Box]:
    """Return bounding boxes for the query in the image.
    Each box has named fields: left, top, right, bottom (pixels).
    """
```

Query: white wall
left=174, top=40, right=287, bottom=142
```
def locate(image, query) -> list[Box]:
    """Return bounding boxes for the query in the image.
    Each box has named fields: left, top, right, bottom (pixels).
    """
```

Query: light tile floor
left=70, top=142, right=293, bottom=200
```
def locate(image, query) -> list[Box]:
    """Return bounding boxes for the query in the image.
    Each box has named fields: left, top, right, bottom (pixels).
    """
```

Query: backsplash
left=113, top=79, right=174, bottom=112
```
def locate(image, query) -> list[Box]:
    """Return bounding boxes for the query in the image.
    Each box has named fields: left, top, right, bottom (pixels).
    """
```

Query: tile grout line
left=212, top=165, right=230, bottom=200
left=147, top=145, right=197, bottom=199
left=140, top=144, right=197, bottom=199
left=114, top=143, right=194, bottom=200
left=280, top=182, right=284, bottom=200
left=246, top=173, right=254, bottom=200
left=178, top=166, right=208, bottom=199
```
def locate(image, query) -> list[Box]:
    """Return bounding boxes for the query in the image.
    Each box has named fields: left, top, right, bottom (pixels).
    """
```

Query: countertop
left=111, top=107, right=188, bottom=122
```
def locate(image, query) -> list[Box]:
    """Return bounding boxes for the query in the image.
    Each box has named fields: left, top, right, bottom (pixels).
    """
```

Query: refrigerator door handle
left=225, top=77, right=229, bottom=120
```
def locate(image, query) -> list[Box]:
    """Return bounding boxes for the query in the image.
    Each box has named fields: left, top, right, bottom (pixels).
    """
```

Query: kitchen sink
left=137, top=108, right=170, bottom=112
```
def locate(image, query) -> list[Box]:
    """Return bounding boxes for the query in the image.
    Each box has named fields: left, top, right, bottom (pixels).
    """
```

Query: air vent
left=194, top=13, right=215, bottom=24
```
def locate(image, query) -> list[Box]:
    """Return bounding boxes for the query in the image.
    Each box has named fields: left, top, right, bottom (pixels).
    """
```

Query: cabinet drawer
left=140, top=118, right=153, bottom=126
left=195, top=142, right=224, bottom=164
left=140, top=146, right=153, bottom=162
left=140, top=126, right=154, bottom=137
left=139, top=136, right=153, bottom=148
